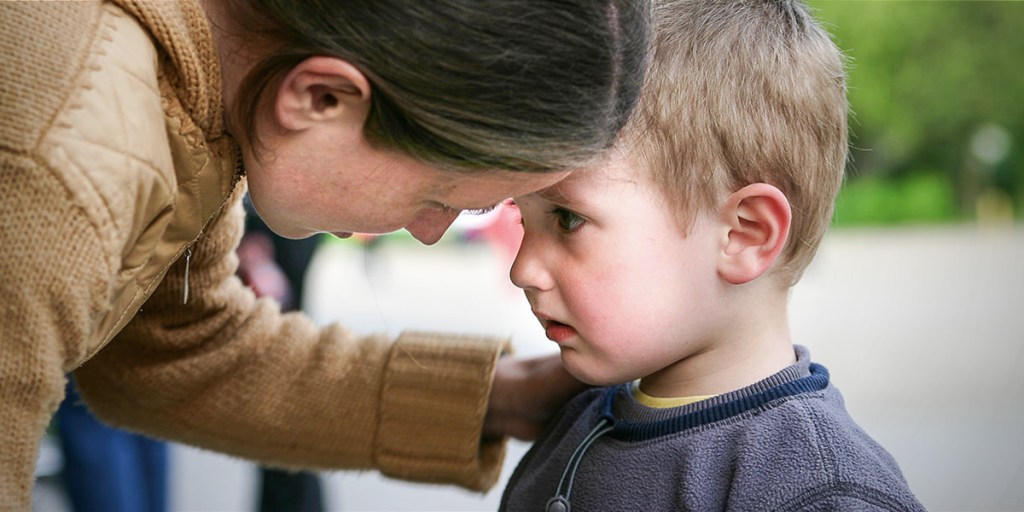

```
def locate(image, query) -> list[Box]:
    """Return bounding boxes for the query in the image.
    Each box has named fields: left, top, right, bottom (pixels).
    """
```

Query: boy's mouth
left=543, top=319, right=576, bottom=344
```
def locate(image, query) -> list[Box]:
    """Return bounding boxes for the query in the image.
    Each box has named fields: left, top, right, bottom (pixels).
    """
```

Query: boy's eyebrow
left=536, top=185, right=576, bottom=205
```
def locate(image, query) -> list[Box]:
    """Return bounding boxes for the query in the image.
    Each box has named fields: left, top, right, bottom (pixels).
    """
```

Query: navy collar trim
left=599, top=363, right=830, bottom=442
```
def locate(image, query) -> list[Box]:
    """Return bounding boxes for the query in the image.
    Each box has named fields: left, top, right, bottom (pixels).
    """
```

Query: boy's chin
left=561, top=356, right=621, bottom=387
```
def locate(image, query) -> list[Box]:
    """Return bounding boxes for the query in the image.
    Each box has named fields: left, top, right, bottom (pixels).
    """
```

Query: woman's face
left=244, top=128, right=568, bottom=244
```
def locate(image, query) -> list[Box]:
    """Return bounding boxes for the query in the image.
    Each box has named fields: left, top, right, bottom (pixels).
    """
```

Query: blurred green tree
left=808, top=0, right=1024, bottom=224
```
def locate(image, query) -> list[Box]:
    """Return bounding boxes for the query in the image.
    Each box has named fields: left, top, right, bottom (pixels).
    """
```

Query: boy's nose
left=509, top=239, right=552, bottom=292
left=405, top=208, right=460, bottom=245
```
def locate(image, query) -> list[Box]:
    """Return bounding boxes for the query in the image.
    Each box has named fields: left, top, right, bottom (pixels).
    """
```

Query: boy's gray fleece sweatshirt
left=501, top=346, right=925, bottom=511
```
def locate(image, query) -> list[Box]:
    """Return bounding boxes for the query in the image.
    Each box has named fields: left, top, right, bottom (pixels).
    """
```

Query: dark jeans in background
left=56, top=379, right=168, bottom=512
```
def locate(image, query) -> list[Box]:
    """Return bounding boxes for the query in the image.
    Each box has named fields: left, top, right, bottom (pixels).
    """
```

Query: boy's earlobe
left=717, top=183, right=792, bottom=285
left=274, top=56, right=372, bottom=132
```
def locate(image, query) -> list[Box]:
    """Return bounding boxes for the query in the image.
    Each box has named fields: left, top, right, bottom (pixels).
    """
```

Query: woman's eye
left=552, top=207, right=585, bottom=232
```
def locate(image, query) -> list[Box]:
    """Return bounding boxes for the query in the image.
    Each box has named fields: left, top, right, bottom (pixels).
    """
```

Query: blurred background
left=34, top=1, right=1023, bottom=511
left=816, top=1, right=1023, bottom=229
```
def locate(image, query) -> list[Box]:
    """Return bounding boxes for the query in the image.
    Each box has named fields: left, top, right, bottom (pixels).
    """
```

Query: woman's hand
left=484, top=354, right=587, bottom=441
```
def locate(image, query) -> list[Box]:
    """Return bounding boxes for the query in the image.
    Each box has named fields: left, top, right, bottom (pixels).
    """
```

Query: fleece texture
left=502, top=346, right=925, bottom=511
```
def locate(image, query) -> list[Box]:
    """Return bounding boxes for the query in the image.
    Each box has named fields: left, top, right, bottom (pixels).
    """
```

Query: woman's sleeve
left=0, top=150, right=123, bottom=508
left=73, top=193, right=509, bottom=492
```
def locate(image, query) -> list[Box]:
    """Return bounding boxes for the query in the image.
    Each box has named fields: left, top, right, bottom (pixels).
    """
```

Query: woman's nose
left=405, top=207, right=461, bottom=245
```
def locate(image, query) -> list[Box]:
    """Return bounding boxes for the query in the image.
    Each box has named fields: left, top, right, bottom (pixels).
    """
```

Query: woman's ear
left=717, top=183, right=792, bottom=285
left=273, top=56, right=372, bottom=132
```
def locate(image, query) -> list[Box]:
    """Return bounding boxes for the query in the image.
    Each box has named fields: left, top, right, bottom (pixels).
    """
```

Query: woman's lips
left=544, top=320, right=577, bottom=343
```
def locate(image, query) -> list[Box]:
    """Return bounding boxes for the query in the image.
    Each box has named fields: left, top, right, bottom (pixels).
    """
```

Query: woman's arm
left=74, top=193, right=510, bottom=491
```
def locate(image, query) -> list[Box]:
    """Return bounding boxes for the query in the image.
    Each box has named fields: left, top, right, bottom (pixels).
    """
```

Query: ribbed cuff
left=375, top=331, right=511, bottom=491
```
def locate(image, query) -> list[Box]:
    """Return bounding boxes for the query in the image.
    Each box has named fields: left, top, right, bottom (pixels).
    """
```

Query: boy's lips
left=545, top=321, right=577, bottom=343
left=535, top=312, right=576, bottom=343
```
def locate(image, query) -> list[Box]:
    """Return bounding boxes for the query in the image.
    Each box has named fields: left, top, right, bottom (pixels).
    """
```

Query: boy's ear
left=717, top=183, right=792, bottom=285
left=273, top=56, right=372, bottom=132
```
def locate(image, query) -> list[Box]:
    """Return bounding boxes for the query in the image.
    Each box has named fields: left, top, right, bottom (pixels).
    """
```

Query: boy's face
left=511, top=150, right=726, bottom=386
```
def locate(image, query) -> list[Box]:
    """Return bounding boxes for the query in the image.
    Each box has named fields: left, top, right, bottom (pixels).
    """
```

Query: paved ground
left=35, top=224, right=1024, bottom=511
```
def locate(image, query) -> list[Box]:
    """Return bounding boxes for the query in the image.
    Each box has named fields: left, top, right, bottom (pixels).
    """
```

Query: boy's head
left=627, top=0, right=848, bottom=286
left=511, top=0, right=847, bottom=388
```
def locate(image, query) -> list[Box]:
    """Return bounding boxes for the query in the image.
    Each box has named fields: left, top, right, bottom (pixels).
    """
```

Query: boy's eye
left=552, top=207, right=585, bottom=232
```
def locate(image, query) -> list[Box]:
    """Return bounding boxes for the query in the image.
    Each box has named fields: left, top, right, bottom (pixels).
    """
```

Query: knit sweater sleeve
left=73, top=192, right=509, bottom=492
left=0, top=149, right=123, bottom=509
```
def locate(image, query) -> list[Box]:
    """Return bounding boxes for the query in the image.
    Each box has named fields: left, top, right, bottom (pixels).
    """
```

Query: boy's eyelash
left=551, top=206, right=585, bottom=232
left=511, top=202, right=584, bottom=232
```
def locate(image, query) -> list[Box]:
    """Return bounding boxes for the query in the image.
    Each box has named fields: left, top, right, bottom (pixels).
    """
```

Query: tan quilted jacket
left=0, top=1, right=506, bottom=509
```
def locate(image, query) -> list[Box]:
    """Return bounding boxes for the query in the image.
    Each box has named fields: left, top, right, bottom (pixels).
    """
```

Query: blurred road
left=35, top=224, right=1024, bottom=511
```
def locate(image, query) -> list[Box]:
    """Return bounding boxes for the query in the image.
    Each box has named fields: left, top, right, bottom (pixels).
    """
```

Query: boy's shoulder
left=721, top=385, right=924, bottom=510
left=504, top=373, right=925, bottom=511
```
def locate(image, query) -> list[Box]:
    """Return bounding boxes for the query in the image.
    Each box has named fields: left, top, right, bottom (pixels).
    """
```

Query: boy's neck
left=639, top=284, right=795, bottom=399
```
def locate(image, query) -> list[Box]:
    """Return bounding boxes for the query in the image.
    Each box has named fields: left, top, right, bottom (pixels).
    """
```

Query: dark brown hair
left=227, top=0, right=650, bottom=173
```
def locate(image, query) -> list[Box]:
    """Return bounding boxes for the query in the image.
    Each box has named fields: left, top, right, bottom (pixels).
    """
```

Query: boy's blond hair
left=625, top=0, right=848, bottom=286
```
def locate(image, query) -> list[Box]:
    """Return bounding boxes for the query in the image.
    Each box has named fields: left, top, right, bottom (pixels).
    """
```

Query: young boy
left=500, top=1, right=925, bottom=510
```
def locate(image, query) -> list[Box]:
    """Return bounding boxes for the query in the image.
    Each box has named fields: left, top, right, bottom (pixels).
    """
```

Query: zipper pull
left=182, top=247, right=192, bottom=304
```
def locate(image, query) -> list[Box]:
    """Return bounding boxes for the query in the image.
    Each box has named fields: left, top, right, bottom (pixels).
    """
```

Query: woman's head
left=213, top=0, right=650, bottom=242
left=228, top=0, right=650, bottom=173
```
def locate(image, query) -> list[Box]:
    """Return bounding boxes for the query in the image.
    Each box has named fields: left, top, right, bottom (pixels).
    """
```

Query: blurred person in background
left=56, top=380, right=168, bottom=512
left=237, top=197, right=325, bottom=512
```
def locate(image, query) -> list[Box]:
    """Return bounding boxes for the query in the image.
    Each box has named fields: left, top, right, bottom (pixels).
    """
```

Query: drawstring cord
left=546, top=417, right=614, bottom=512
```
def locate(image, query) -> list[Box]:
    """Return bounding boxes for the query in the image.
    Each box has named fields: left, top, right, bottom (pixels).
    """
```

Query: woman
left=0, top=0, right=649, bottom=508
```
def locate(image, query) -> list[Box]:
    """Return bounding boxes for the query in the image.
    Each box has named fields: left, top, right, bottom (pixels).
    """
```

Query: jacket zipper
left=182, top=246, right=192, bottom=304
left=180, top=140, right=243, bottom=306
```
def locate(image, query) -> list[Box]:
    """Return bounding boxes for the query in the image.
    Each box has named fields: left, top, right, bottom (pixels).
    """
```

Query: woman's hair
left=228, top=0, right=650, bottom=173
left=627, top=0, right=848, bottom=286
